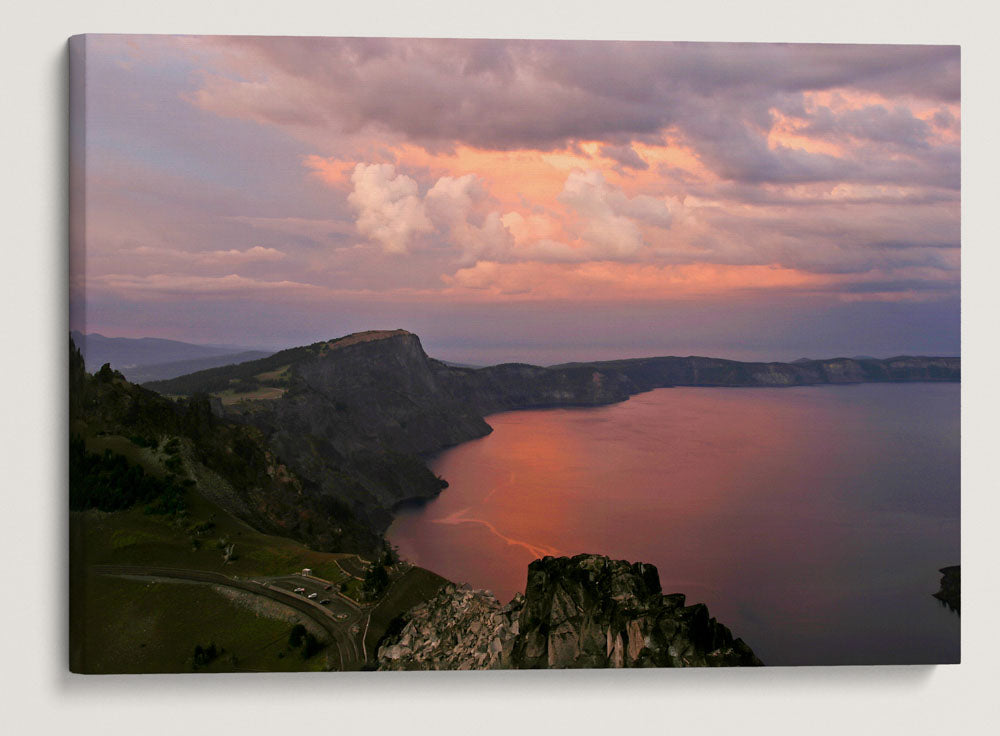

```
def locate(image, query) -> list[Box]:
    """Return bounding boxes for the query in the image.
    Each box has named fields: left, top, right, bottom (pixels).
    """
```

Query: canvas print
left=68, top=35, right=960, bottom=673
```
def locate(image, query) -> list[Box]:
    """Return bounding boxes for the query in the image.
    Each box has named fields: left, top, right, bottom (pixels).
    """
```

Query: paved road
left=92, top=564, right=367, bottom=670
left=336, top=555, right=371, bottom=579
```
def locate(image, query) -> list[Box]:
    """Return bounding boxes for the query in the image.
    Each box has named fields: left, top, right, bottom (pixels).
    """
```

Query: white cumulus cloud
left=558, top=170, right=673, bottom=260
left=348, top=163, right=433, bottom=253
left=425, top=175, right=514, bottom=264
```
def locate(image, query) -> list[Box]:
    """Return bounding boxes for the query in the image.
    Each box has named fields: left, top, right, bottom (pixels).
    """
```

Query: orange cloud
left=304, top=154, right=355, bottom=189
left=306, top=137, right=712, bottom=208
left=440, top=261, right=837, bottom=301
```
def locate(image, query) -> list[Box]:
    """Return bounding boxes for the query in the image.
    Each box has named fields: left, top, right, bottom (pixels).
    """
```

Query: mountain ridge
left=72, top=330, right=274, bottom=380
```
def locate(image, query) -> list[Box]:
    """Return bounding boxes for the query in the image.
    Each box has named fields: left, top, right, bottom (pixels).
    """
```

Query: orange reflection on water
left=388, top=384, right=959, bottom=664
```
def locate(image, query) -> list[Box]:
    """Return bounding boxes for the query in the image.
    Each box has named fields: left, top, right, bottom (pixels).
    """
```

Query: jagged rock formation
left=933, top=565, right=960, bottom=613
left=378, top=554, right=762, bottom=669
left=145, top=330, right=960, bottom=536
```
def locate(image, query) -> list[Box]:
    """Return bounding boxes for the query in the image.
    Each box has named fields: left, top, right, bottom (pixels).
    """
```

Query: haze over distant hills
left=71, top=331, right=273, bottom=383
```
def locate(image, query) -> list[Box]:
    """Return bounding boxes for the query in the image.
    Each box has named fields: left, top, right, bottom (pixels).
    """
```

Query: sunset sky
left=69, top=36, right=960, bottom=364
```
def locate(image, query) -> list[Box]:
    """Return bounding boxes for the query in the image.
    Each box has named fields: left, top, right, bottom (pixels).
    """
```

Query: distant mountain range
left=70, top=331, right=272, bottom=383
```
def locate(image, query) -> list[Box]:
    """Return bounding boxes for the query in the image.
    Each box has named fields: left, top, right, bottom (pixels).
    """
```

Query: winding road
left=92, top=564, right=368, bottom=670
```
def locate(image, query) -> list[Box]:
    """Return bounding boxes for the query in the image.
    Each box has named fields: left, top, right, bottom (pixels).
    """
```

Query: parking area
left=267, top=575, right=357, bottom=621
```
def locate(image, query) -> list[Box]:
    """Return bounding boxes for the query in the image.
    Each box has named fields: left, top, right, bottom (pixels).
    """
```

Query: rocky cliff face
left=378, top=554, right=762, bottom=669
left=244, top=332, right=489, bottom=531
left=436, top=360, right=634, bottom=414
left=554, top=354, right=961, bottom=391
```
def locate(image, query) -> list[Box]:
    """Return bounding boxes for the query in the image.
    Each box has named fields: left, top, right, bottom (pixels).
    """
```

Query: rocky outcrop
left=933, top=565, right=960, bottom=613
left=378, top=585, right=524, bottom=670
left=378, top=554, right=762, bottom=669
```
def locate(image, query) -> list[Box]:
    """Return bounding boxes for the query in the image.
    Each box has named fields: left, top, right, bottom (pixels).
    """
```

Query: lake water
left=388, top=383, right=960, bottom=666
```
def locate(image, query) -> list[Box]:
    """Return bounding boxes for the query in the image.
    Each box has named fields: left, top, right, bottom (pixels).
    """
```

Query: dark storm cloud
left=600, top=143, right=650, bottom=171
left=196, top=38, right=958, bottom=157
left=804, top=105, right=934, bottom=149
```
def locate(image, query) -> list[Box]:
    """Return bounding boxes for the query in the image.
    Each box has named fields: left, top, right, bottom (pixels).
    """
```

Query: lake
left=387, top=383, right=960, bottom=666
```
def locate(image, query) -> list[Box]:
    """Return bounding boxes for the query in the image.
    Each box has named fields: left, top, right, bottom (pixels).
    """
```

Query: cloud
left=346, top=166, right=676, bottom=265
left=184, top=39, right=959, bottom=194
left=347, top=163, right=433, bottom=253
left=932, top=107, right=959, bottom=132
left=804, top=104, right=933, bottom=149
left=113, top=245, right=288, bottom=267
left=424, top=174, right=514, bottom=263
left=196, top=246, right=286, bottom=264
left=191, top=38, right=958, bottom=155
left=558, top=170, right=672, bottom=259
left=79, top=36, right=961, bottom=332
left=442, top=260, right=831, bottom=300
left=89, top=272, right=325, bottom=300
left=600, top=143, right=649, bottom=171
left=441, top=259, right=957, bottom=304
left=225, top=216, right=356, bottom=242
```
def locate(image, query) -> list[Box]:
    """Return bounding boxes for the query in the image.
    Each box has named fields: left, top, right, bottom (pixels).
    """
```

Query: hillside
left=124, top=351, right=272, bottom=384
left=72, top=330, right=258, bottom=371
left=72, top=331, right=273, bottom=382
left=70, top=338, right=380, bottom=554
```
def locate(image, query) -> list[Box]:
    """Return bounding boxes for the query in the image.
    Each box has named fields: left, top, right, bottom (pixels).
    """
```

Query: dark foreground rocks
left=933, top=565, right=960, bottom=613
left=378, top=554, right=762, bottom=669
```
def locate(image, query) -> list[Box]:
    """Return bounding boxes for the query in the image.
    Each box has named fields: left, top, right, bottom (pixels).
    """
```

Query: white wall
left=2, top=1, right=997, bottom=734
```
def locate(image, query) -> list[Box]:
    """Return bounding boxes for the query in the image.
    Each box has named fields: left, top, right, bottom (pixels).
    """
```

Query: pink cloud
left=88, top=272, right=325, bottom=300
left=347, top=163, right=433, bottom=253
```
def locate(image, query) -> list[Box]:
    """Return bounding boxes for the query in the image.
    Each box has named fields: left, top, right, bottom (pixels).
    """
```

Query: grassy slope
left=143, top=344, right=321, bottom=395
left=74, top=575, right=331, bottom=674
left=70, top=436, right=360, bottom=674
left=69, top=480, right=357, bottom=673
left=69, top=434, right=451, bottom=673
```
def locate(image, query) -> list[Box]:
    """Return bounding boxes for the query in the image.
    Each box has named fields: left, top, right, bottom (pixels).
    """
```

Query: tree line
left=69, top=435, right=188, bottom=515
